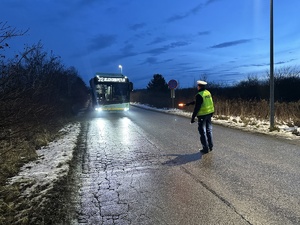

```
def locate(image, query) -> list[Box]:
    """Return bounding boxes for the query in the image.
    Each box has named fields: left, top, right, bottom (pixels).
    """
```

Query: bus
left=89, top=73, right=133, bottom=112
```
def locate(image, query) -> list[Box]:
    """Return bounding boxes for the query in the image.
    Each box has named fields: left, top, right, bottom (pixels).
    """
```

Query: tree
left=0, top=40, right=89, bottom=140
left=147, top=74, right=168, bottom=92
left=0, top=21, right=28, bottom=59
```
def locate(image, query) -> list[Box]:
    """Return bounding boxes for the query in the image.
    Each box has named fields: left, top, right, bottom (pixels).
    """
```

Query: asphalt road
left=71, top=106, right=300, bottom=225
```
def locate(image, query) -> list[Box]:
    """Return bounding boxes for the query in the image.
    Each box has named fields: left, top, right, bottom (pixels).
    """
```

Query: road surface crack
left=180, top=166, right=253, bottom=225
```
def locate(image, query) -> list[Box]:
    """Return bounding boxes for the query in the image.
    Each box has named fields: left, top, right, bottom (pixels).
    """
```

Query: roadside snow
left=8, top=123, right=81, bottom=200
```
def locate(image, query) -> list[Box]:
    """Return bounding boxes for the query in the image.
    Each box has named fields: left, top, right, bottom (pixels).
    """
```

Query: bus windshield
left=95, top=82, right=129, bottom=104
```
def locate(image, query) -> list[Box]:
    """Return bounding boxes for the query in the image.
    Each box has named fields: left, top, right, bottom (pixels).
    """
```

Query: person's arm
left=185, top=101, right=195, bottom=106
left=191, top=94, right=203, bottom=123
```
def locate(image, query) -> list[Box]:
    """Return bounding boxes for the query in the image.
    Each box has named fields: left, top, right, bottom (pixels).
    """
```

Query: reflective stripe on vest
left=197, top=90, right=214, bottom=116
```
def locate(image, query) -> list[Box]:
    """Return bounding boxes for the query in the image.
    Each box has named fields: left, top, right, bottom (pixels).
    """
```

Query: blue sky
left=1, top=0, right=300, bottom=89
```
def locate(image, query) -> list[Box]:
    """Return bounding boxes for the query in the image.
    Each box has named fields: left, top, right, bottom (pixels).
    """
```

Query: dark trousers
left=197, top=113, right=213, bottom=150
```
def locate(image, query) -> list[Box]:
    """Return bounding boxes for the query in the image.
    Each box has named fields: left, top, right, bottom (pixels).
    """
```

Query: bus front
left=90, top=74, right=131, bottom=112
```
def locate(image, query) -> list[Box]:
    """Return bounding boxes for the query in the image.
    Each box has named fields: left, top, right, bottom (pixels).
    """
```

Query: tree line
left=142, top=68, right=300, bottom=103
left=0, top=23, right=89, bottom=179
left=212, top=67, right=300, bottom=102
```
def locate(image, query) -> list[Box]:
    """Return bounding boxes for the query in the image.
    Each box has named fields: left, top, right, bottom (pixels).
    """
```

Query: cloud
left=95, top=54, right=125, bottom=66
left=92, top=44, right=139, bottom=66
left=77, top=0, right=102, bottom=7
left=120, top=44, right=134, bottom=54
left=145, top=41, right=190, bottom=56
left=198, top=31, right=210, bottom=36
left=59, top=0, right=103, bottom=17
left=190, top=3, right=204, bottom=14
left=273, top=58, right=298, bottom=65
left=240, top=59, right=297, bottom=68
left=120, top=44, right=139, bottom=57
left=244, top=63, right=269, bottom=67
left=165, top=0, right=220, bottom=23
left=210, top=39, right=252, bottom=48
left=88, top=34, right=117, bottom=51
left=162, top=58, right=174, bottom=63
left=134, top=31, right=152, bottom=39
left=148, top=37, right=167, bottom=45
left=205, top=0, right=221, bottom=6
left=141, top=57, right=174, bottom=65
left=166, top=14, right=187, bottom=23
left=129, top=23, right=146, bottom=31
left=166, top=3, right=203, bottom=23
left=143, top=57, right=158, bottom=65
left=124, top=30, right=152, bottom=44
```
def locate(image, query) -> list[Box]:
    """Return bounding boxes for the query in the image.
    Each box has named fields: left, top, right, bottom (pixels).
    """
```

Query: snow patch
left=8, top=123, right=81, bottom=199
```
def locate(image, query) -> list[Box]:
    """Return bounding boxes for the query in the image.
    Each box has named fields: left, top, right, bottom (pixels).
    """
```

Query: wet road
left=71, top=106, right=300, bottom=225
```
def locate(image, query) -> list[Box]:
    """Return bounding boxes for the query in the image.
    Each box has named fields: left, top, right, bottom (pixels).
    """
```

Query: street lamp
left=269, top=0, right=275, bottom=129
left=118, top=65, right=122, bottom=74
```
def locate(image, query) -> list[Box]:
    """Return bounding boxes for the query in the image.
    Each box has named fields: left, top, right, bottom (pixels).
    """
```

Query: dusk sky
left=1, top=0, right=300, bottom=89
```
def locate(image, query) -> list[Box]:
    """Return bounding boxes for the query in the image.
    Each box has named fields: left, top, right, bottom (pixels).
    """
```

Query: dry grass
left=0, top=123, right=68, bottom=225
left=213, top=98, right=300, bottom=125
left=131, top=91, right=300, bottom=126
left=195, top=99, right=299, bottom=131
left=0, top=124, right=62, bottom=183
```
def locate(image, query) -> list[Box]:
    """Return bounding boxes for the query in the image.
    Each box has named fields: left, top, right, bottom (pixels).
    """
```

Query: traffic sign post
left=170, top=89, right=175, bottom=98
left=168, top=79, right=178, bottom=108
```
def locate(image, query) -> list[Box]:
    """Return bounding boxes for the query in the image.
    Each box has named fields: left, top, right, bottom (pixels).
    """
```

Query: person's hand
left=190, top=118, right=195, bottom=123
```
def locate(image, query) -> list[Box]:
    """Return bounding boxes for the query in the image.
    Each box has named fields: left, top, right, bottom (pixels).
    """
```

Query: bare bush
left=0, top=42, right=89, bottom=185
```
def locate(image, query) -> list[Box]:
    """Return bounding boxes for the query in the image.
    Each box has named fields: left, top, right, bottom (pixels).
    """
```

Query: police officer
left=185, top=80, right=214, bottom=154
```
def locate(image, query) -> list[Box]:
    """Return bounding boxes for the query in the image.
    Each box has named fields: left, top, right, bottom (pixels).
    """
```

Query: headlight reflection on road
left=96, top=118, right=106, bottom=130
left=120, top=117, right=130, bottom=145
left=95, top=118, right=107, bottom=143
left=95, top=116, right=132, bottom=148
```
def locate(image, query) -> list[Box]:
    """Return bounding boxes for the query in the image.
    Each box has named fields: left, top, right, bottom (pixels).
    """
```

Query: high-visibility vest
left=197, top=90, right=214, bottom=116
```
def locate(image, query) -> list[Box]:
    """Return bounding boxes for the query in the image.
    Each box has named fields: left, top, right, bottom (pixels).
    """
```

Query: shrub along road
left=65, top=106, right=300, bottom=224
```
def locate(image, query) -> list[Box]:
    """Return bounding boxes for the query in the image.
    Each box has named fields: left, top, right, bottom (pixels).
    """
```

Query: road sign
left=168, top=79, right=178, bottom=89
left=171, top=89, right=175, bottom=98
